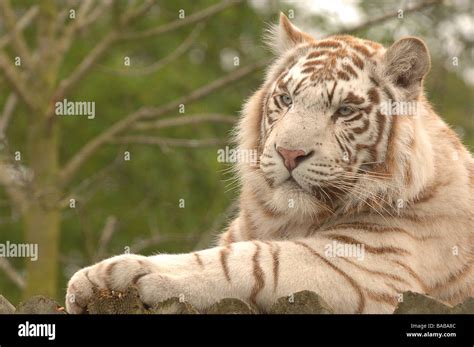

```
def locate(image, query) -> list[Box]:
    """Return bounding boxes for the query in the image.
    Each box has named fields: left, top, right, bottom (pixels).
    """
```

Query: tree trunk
left=22, top=0, right=61, bottom=299
left=23, top=204, right=60, bottom=298
left=23, top=118, right=60, bottom=299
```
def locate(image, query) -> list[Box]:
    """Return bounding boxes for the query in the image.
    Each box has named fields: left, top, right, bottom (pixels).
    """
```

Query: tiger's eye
left=337, top=106, right=354, bottom=116
left=280, top=94, right=293, bottom=107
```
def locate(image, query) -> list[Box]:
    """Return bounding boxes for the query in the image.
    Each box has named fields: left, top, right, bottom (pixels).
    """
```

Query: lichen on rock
left=87, top=287, right=146, bottom=314
left=269, top=290, right=333, bottom=314
left=0, top=294, right=16, bottom=314
left=150, top=297, right=199, bottom=314
left=15, top=295, right=65, bottom=314
left=1, top=289, right=473, bottom=314
left=393, top=291, right=453, bottom=314
left=204, top=298, right=256, bottom=314
left=452, top=298, right=474, bottom=314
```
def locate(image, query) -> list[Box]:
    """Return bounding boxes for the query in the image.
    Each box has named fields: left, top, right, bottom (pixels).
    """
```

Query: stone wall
left=1, top=289, right=472, bottom=314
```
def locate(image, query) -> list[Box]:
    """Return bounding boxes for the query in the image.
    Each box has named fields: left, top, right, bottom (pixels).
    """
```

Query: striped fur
left=66, top=14, right=473, bottom=314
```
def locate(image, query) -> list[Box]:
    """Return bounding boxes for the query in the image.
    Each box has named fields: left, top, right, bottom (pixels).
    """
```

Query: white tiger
left=66, top=14, right=473, bottom=314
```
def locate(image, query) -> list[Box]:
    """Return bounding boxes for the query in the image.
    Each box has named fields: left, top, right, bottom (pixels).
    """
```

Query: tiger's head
left=236, top=13, right=433, bottom=220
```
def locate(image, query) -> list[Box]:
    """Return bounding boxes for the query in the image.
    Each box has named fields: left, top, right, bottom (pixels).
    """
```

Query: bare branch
left=0, top=5, right=38, bottom=50
left=0, top=212, right=20, bottom=225
left=0, top=161, right=32, bottom=212
left=99, top=23, right=204, bottom=77
left=54, top=31, right=120, bottom=100
left=0, top=139, right=34, bottom=211
left=193, top=200, right=238, bottom=251
left=338, top=0, right=443, bottom=34
left=0, top=0, right=34, bottom=67
left=0, top=258, right=25, bottom=289
left=94, top=215, right=118, bottom=261
left=0, top=93, right=18, bottom=138
left=131, top=232, right=198, bottom=254
left=0, top=53, right=38, bottom=111
left=134, top=113, right=236, bottom=130
left=59, top=59, right=267, bottom=187
left=59, top=153, right=123, bottom=211
left=77, top=0, right=114, bottom=31
left=142, top=58, right=268, bottom=123
left=121, top=0, right=157, bottom=24
left=77, top=0, right=95, bottom=18
left=121, top=0, right=242, bottom=40
left=53, top=0, right=153, bottom=100
left=54, top=0, right=113, bottom=59
left=54, top=0, right=239, bottom=99
left=54, top=0, right=95, bottom=39
left=111, top=136, right=226, bottom=148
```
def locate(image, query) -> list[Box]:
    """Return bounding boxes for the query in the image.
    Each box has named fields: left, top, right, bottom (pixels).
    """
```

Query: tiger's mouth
left=285, top=176, right=303, bottom=189
left=283, top=175, right=346, bottom=208
left=282, top=177, right=317, bottom=198
left=284, top=176, right=341, bottom=205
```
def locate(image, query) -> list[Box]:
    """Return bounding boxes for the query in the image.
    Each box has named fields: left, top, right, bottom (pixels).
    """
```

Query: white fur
left=66, top=17, right=473, bottom=314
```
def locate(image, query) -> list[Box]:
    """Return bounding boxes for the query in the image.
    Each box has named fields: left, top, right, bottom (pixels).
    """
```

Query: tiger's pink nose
left=276, top=147, right=310, bottom=172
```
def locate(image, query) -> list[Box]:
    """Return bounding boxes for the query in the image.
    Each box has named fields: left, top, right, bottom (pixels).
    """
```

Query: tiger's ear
left=382, top=37, right=431, bottom=97
left=265, top=12, right=315, bottom=54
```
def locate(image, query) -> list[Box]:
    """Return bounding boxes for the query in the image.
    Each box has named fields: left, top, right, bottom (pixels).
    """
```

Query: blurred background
left=0, top=0, right=472, bottom=304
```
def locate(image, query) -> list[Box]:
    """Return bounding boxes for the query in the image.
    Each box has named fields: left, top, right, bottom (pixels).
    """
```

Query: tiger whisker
left=337, top=172, right=397, bottom=188
left=326, top=178, right=397, bottom=221
left=328, top=182, right=394, bottom=224
left=334, top=178, right=396, bottom=209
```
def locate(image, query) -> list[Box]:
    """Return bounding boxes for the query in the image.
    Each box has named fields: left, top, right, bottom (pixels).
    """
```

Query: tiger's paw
left=65, top=254, right=182, bottom=314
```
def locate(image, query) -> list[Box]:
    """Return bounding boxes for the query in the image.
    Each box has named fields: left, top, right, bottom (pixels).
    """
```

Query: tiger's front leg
left=66, top=242, right=279, bottom=314
left=66, top=238, right=418, bottom=314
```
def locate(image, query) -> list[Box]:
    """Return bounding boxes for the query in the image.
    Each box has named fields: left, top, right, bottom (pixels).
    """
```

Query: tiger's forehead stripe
left=268, top=37, right=383, bottom=96
left=344, top=92, right=365, bottom=105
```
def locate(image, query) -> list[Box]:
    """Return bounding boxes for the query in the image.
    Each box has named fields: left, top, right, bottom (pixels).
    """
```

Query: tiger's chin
left=265, top=177, right=337, bottom=220
left=287, top=177, right=338, bottom=203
